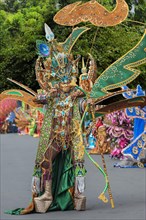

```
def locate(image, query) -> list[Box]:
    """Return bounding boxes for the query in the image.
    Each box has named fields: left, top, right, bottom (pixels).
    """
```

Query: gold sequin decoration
left=141, top=111, right=145, bottom=118
left=128, top=107, right=133, bottom=113
left=142, top=134, right=146, bottom=142
left=132, top=146, right=138, bottom=155
left=137, top=140, right=142, bottom=148
left=135, top=108, right=140, bottom=115
left=54, top=0, right=129, bottom=27
left=137, top=161, right=144, bottom=168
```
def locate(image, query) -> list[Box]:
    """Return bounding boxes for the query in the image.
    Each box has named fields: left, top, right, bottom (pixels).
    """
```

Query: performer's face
left=59, top=81, right=72, bottom=92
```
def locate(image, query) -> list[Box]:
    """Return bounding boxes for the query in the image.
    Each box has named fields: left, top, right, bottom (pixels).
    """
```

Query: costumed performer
left=114, top=85, right=146, bottom=168
left=5, top=24, right=94, bottom=215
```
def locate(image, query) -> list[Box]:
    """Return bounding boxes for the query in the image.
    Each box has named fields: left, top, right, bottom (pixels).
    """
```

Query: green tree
left=0, top=0, right=145, bottom=93
left=0, top=0, right=57, bottom=91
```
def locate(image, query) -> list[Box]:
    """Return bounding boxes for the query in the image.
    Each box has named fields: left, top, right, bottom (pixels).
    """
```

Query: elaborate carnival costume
left=89, top=118, right=111, bottom=154
left=0, top=99, right=17, bottom=133
left=104, top=110, right=133, bottom=158
left=15, top=107, right=42, bottom=137
left=1, top=0, right=146, bottom=215
left=114, top=85, right=146, bottom=168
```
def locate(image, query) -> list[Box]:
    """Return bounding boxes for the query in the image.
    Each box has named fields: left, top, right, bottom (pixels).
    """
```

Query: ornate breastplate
left=53, top=94, right=73, bottom=150
left=54, top=95, right=73, bottom=118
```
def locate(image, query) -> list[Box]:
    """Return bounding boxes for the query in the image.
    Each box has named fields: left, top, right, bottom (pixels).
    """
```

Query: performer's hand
left=87, top=98, right=94, bottom=105
left=50, top=88, right=58, bottom=94
left=48, top=88, right=58, bottom=97
left=33, top=98, right=47, bottom=104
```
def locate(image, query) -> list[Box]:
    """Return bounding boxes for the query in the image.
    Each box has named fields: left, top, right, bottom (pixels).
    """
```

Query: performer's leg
left=21, top=146, right=60, bottom=215
left=73, top=159, right=86, bottom=210
left=34, top=146, right=60, bottom=213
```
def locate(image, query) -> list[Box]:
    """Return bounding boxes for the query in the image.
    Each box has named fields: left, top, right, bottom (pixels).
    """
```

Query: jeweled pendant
left=62, top=120, right=65, bottom=126
left=62, top=111, right=65, bottom=116
left=63, top=145, right=67, bottom=150
left=61, top=131, right=65, bottom=136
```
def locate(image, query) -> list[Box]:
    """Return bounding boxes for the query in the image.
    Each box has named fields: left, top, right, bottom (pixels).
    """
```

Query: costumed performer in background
left=114, top=85, right=146, bottom=168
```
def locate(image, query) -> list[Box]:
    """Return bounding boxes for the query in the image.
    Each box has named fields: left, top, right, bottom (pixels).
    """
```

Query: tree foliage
left=0, top=0, right=146, bottom=92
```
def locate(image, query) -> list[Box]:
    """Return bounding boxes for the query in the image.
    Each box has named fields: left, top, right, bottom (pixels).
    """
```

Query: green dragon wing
left=59, top=26, right=90, bottom=53
left=90, top=30, right=146, bottom=99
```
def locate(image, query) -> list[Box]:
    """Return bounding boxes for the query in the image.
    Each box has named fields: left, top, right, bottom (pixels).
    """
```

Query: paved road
left=0, top=134, right=145, bottom=220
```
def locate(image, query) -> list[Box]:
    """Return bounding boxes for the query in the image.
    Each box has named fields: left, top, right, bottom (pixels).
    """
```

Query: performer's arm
left=71, top=87, right=85, bottom=99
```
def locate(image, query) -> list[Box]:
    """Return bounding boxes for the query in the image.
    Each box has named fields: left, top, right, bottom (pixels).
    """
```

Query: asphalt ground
left=0, top=134, right=146, bottom=220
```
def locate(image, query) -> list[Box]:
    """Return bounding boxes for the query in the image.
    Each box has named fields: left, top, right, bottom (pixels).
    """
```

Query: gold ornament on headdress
left=79, top=57, right=93, bottom=92
left=54, top=0, right=129, bottom=27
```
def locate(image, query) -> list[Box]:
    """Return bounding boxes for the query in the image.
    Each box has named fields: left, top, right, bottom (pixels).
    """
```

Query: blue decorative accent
left=136, top=84, right=145, bottom=96
left=122, top=131, right=146, bottom=160
left=63, top=145, right=67, bottom=150
left=60, top=102, right=64, bottom=107
left=87, top=132, right=96, bottom=149
left=51, top=71, right=56, bottom=77
left=61, top=131, right=65, bottom=136
left=81, top=75, right=88, bottom=80
left=77, top=170, right=83, bottom=176
left=121, top=84, right=146, bottom=162
left=126, top=107, right=146, bottom=120
left=62, top=111, right=65, bottom=116
left=114, top=163, right=146, bottom=168
left=61, top=75, right=71, bottom=83
left=38, top=43, right=50, bottom=57
left=64, top=56, right=68, bottom=64
left=52, top=57, right=58, bottom=68
left=84, top=118, right=91, bottom=129
left=122, top=85, right=134, bottom=99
